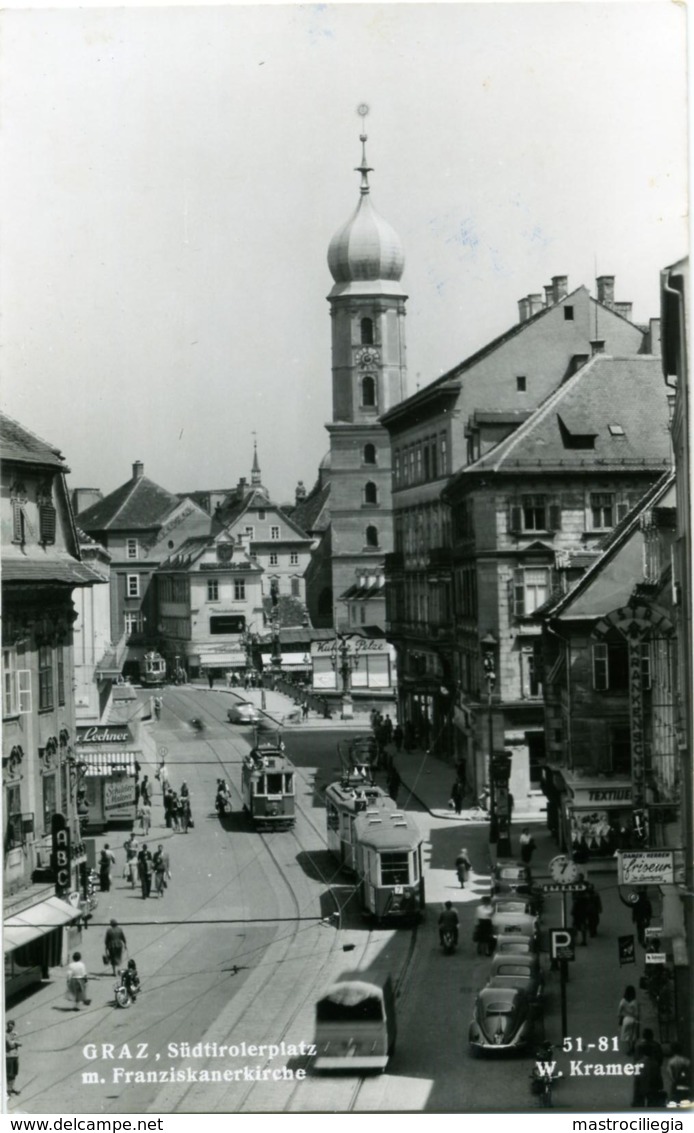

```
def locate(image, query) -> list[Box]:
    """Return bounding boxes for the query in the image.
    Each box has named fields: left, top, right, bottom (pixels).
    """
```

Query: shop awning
left=199, top=652, right=246, bottom=668
left=261, top=652, right=311, bottom=670
left=76, top=750, right=140, bottom=776
left=4, top=896, right=81, bottom=954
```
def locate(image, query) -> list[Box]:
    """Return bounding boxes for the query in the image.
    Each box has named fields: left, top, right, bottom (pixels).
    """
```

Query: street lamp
left=481, top=633, right=499, bottom=846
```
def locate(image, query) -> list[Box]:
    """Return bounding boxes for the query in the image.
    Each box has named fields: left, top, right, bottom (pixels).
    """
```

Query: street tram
left=139, top=651, right=167, bottom=688
left=353, top=809, right=425, bottom=922
left=325, top=772, right=395, bottom=871
left=241, top=741, right=295, bottom=828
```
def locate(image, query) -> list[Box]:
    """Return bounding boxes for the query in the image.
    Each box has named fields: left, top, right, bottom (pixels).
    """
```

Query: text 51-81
left=562, top=1037, right=619, bottom=1053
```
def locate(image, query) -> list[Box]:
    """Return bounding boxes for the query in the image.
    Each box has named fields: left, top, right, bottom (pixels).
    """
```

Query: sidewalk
left=193, top=682, right=373, bottom=731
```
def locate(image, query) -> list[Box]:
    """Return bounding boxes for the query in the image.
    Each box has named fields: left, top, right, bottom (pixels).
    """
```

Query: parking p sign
left=550, top=928, right=575, bottom=962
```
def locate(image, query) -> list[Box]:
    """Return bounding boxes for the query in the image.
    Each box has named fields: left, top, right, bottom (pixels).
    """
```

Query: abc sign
left=51, top=813, right=71, bottom=893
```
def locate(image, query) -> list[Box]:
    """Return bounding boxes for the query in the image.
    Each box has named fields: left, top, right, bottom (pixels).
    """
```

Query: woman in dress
left=66, top=952, right=89, bottom=1010
left=6, top=1020, right=21, bottom=1097
left=618, top=984, right=640, bottom=1055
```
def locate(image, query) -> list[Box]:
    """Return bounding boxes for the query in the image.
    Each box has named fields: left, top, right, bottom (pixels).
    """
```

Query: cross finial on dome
left=355, top=103, right=373, bottom=195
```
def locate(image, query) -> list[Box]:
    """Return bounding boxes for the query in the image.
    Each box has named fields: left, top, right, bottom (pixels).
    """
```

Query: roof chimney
left=590, top=339, right=606, bottom=356
left=132, top=461, right=144, bottom=480
left=528, top=293, right=544, bottom=317
left=596, top=275, right=615, bottom=307
left=544, top=285, right=554, bottom=307
left=648, top=317, right=662, bottom=357
left=613, top=301, right=633, bottom=321
left=518, top=297, right=530, bottom=323
left=552, top=276, right=568, bottom=303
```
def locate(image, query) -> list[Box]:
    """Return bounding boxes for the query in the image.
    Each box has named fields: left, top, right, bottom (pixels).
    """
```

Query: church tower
left=326, top=112, right=408, bottom=629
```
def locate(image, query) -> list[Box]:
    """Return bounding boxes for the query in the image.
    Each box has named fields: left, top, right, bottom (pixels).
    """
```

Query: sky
left=1, top=2, right=688, bottom=506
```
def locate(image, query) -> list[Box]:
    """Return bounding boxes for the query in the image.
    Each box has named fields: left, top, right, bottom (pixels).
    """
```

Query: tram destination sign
left=618, top=850, right=675, bottom=886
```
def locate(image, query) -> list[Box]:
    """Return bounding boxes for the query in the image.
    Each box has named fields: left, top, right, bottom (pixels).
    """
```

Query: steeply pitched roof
left=289, top=480, right=332, bottom=534
left=454, top=355, right=671, bottom=479
left=2, top=559, right=102, bottom=585
left=77, top=475, right=183, bottom=531
left=0, top=412, right=69, bottom=470
left=540, top=469, right=676, bottom=620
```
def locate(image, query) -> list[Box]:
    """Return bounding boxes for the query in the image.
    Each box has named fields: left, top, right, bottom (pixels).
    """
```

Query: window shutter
left=592, top=643, right=608, bottom=690
left=548, top=502, right=562, bottom=531
left=512, top=568, right=525, bottom=617
left=509, top=502, right=522, bottom=533
left=17, top=670, right=32, bottom=714
left=40, top=503, right=57, bottom=545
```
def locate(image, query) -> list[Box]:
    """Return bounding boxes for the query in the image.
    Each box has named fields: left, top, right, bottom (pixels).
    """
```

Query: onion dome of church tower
left=327, top=118, right=405, bottom=294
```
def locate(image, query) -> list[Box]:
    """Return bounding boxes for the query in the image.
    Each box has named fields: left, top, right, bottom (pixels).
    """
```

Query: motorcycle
left=440, top=929, right=457, bottom=954
left=191, top=717, right=205, bottom=733
left=530, top=1043, right=563, bottom=1107
left=114, top=966, right=140, bottom=1008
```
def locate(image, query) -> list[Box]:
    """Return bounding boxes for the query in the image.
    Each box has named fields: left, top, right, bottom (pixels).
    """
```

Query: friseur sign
left=618, top=850, right=675, bottom=886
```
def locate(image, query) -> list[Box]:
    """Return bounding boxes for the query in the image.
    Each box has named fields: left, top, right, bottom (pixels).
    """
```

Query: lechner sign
left=618, top=850, right=675, bottom=886
left=77, top=725, right=133, bottom=745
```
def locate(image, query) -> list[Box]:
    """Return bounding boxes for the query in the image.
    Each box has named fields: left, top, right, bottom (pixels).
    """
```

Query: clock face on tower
left=356, top=348, right=380, bottom=369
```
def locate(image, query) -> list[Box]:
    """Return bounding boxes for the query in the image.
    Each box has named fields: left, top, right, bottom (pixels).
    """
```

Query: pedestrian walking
left=585, top=883, right=603, bottom=937
left=153, top=696, right=162, bottom=721
left=137, top=799, right=152, bottom=836
left=140, top=776, right=151, bottom=806
left=393, top=724, right=403, bottom=752
left=157, top=759, right=169, bottom=795
left=137, top=845, right=153, bottom=899
left=153, top=845, right=171, bottom=897
left=387, top=765, right=401, bottom=803
left=170, top=792, right=181, bottom=831
left=632, top=889, right=653, bottom=947
left=572, top=888, right=590, bottom=946
left=104, top=919, right=127, bottom=976
left=180, top=795, right=192, bottom=832
left=207, top=670, right=214, bottom=689
left=663, top=1042, right=691, bottom=1104
left=163, top=786, right=174, bottom=829
left=98, top=844, right=116, bottom=892
left=618, top=985, right=640, bottom=1055
left=122, top=833, right=139, bottom=885
left=66, top=952, right=89, bottom=1010
left=455, top=847, right=473, bottom=889
left=450, top=779, right=464, bottom=815
left=302, top=699, right=309, bottom=721
left=6, top=1021, right=21, bottom=1097
left=632, top=1034, right=664, bottom=1107
left=519, top=827, right=536, bottom=864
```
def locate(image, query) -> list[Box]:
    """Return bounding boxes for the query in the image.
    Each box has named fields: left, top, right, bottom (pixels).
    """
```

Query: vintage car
left=491, top=896, right=533, bottom=917
left=491, top=860, right=533, bottom=896
left=491, top=909, right=539, bottom=946
left=227, top=701, right=261, bottom=725
left=487, top=954, right=544, bottom=1005
left=495, top=935, right=537, bottom=957
left=468, top=985, right=536, bottom=1056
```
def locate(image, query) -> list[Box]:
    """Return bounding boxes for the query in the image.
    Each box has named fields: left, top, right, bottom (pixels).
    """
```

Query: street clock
left=549, top=854, right=581, bottom=884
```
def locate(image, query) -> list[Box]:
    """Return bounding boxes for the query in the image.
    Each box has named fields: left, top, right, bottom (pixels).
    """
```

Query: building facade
left=384, top=277, right=659, bottom=761
left=157, top=532, right=264, bottom=678
left=2, top=415, right=100, bottom=995
left=77, top=461, right=214, bottom=677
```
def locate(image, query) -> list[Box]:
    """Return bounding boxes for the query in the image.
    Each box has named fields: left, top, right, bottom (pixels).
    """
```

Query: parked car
left=495, top=935, right=537, bottom=957
left=492, top=910, right=539, bottom=946
left=491, top=896, right=533, bottom=917
left=491, top=860, right=533, bottom=896
left=227, top=702, right=261, bottom=725
left=468, top=986, right=536, bottom=1056
left=487, top=954, right=544, bottom=1005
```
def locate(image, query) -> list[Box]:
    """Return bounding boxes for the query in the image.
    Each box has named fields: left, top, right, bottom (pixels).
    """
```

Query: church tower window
left=360, top=317, right=374, bottom=345
left=365, top=525, right=379, bottom=548
left=361, top=375, right=376, bottom=408
left=364, top=481, right=379, bottom=506
left=363, top=443, right=376, bottom=465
